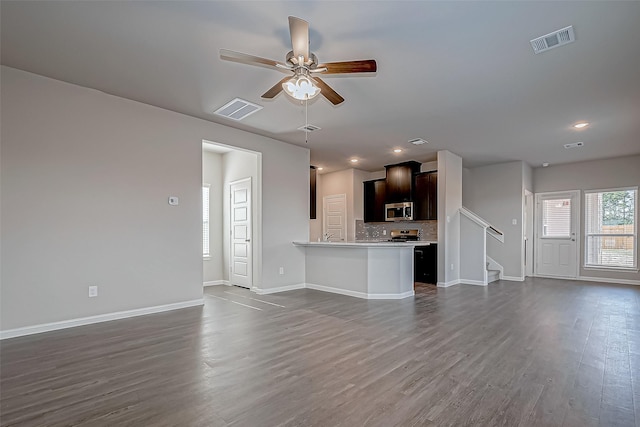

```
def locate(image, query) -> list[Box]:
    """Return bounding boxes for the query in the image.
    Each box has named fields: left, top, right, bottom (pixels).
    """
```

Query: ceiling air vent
left=298, top=124, right=321, bottom=132
left=530, top=26, right=575, bottom=54
left=214, top=98, right=263, bottom=121
left=564, top=141, right=584, bottom=149
left=408, top=138, right=428, bottom=145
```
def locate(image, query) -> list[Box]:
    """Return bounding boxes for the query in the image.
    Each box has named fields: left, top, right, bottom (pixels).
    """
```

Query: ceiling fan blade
left=288, top=16, right=309, bottom=63
left=316, top=60, right=377, bottom=74
left=220, top=49, right=291, bottom=72
left=262, top=77, right=291, bottom=99
left=312, top=77, right=345, bottom=105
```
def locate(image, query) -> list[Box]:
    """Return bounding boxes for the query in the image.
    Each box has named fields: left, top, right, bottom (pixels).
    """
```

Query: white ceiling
left=2, top=1, right=639, bottom=173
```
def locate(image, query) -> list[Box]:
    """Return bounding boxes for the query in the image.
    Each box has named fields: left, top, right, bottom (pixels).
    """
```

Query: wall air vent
left=214, top=98, right=263, bottom=121
left=530, top=26, right=575, bottom=54
left=564, top=141, right=584, bottom=149
left=298, top=124, right=321, bottom=132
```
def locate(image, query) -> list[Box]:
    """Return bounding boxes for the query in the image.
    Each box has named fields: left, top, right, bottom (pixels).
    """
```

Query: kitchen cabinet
left=414, top=244, right=437, bottom=284
left=385, top=161, right=421, bottom=203
left=363, top=179, right=386, bottom=222
left=413, top=171, right=438, bottom=220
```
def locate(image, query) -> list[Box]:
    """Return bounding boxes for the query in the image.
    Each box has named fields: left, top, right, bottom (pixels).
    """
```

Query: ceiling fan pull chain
left=305, top=98, right=309, bottom=144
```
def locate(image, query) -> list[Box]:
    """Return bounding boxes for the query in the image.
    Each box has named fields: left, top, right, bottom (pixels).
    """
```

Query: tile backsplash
left=355, top=220, right=437, bottom=241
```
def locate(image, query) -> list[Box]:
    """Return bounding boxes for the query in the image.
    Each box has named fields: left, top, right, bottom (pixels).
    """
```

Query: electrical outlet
left=512, top=219, right=517, bottom=225
left=279, top=267, right=284, bottom=275
left=88, top=285, right=98, bottom=298
left=382, top=230, right=387, bottom=236
left=450, top=263, right=454, bottom=271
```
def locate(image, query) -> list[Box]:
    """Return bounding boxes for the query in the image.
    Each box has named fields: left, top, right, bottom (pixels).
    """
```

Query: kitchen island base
left=293, top=242, right=415, bottom=299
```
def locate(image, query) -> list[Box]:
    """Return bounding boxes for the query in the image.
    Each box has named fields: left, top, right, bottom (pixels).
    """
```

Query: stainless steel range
left=389, top=229, right=420, bottom=242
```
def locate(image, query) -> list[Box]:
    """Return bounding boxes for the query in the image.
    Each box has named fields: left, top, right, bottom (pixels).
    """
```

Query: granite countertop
left=293, top=240, right=436, bottom=248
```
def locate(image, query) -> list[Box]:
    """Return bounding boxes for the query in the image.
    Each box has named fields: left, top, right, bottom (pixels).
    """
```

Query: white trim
left=501, top=275, right=525, bottom=282
left=306, top=283, right=414, bottom=299
left=203, top=280, right=228, bottom=287
left=253, top=283, right=306, bottom=294
left=0, top=299, right=205, bottom=340
left=460, top=279, right=488, bottom=286
left=578, top=276, right=640, bottom=286
left=437, top=279, right=461, bottom=287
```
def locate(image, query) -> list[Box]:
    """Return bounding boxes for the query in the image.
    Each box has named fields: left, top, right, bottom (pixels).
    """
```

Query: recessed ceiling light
left=408, top=138, right=428, bottom=145
left=573, top=122, right=589, bottom=129
left=542, top=162, right=550, bottom=167
left=393, top=149, right=402, bottom=153
left=350, top=159, right=359, bottom=163
left=317, top=167, right=323, bottom=171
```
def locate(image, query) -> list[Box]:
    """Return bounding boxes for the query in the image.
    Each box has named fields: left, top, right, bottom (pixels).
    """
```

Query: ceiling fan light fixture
left=282, top=75, right=321, bottom=101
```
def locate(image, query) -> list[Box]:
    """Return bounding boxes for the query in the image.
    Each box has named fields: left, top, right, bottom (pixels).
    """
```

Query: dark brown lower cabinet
left=415, top=244, right=437, bottom=284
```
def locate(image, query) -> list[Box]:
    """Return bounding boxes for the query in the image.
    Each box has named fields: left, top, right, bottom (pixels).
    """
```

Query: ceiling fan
left=220, top=16, right=377, bottom=105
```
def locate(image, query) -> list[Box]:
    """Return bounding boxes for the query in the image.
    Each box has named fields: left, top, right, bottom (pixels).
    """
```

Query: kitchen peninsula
left=293, top=239, right=436, bottom=299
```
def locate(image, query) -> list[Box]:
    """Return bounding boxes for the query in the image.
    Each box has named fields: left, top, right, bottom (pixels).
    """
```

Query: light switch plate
left=168, top=196, right=179, bottom=206
left=512, top=219, right=517, bottom=225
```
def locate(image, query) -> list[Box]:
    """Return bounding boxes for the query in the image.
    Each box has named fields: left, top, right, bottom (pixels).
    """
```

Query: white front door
left=230, top=178, right=252, bottom=288
left=535, top=191, right=580, bottom=278
left=323, top=194, right=346, bottom=241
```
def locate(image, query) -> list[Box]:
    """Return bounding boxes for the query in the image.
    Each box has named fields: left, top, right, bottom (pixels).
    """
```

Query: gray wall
left=437, top=150, right=462, bottom=285
left=534, top=155, right=640, bottom=283
left=1, top=66, right=309, bottom=331
left=202, top=150, right=223, bottom=283
left=463, top=161, right=526, bottom=279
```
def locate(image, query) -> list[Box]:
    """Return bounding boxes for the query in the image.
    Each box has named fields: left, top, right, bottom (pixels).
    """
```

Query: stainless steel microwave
left=385, top=202, right=413, bottom=221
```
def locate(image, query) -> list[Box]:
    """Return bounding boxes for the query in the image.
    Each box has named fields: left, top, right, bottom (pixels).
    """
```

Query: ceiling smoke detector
left=214, top=98, right=263, bottom=121
left=530, top=26, right=575, bottom=54
left=564, top=141, right=584, bottom=149
left=298, top=124, right=321, bottom=132
left=408, top=138, right=428, bottom=145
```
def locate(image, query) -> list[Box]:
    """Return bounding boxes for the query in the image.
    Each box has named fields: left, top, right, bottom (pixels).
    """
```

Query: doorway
left=202, top=141, right=261, bottom=290
left=524, top=190, right=534, bottom=277
left=535, top=190, right=580, bottom=278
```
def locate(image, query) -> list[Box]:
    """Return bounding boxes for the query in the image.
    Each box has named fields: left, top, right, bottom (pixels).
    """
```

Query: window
left=203, top=184, right=210, bottom=257
left=542, top=198, right=572, bottom=237
left=585, top=188, right=637, bottom=269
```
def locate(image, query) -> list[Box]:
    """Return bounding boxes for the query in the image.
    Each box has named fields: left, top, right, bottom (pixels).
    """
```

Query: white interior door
left=230, top=178, right=252, bottom=288
left=323, top=194, right=346, bottom=241
left=535, top=191, right=579, bottom=278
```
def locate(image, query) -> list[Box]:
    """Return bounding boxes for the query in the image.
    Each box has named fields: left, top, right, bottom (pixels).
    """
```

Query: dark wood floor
left=1, top=278, right=639, bottom=426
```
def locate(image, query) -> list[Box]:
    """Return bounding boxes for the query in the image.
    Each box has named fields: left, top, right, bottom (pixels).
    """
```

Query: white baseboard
left=253, top=283, right=306, bottom=295
left=437, top=279, right=461, bottom=287
left=578, top=276, right=640, bottom=286
left=306, top=283, right=414, bottom=299
left=502, top=275, right=525, bottom=282
left=0, top=299, right=205, bottom=340
left=203, top=280, right=228, bottom=287
left=460, top=279, right=488, bottom=286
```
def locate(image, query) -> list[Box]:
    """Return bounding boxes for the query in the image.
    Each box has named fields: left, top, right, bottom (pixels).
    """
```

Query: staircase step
left=487, top=269, right=500, bottom=283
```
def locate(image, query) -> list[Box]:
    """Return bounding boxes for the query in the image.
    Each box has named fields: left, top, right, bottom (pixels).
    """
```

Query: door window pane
left=542, top=198, right=571, bottom=237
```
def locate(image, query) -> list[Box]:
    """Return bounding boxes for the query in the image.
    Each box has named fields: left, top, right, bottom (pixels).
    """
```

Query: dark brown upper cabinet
left=414, top=171, right=438, bottom=220
left=363, top=179, right=386, bottom=222
left=384, top=161, right=421, bottom=203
